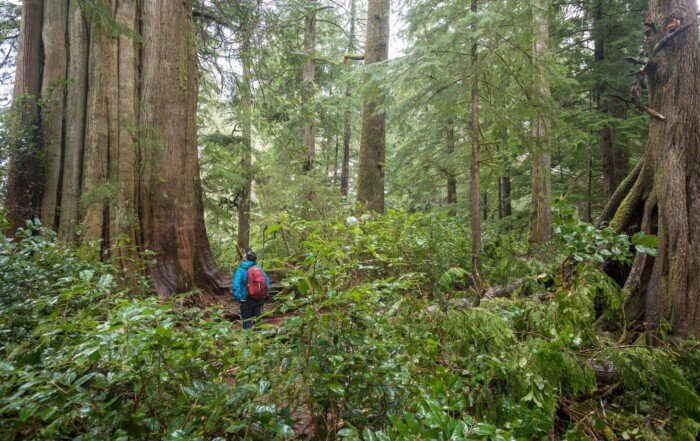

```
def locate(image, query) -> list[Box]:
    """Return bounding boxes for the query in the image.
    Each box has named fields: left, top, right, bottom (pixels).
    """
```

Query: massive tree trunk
left=528, top=0, right=552, bottom=245
left=4, top=0, right=43, bottom=232
left=237, top=28, right=253, bottom=250
left=600, top=0, right=700, bottom=336
left=469, top=0, right=482, bottom=292
left=301, top=2, right=317, bottom=174
left=6, top=0, right=224, bottom=296
left=356, top=0, right=389, bottom=213
left=340, top=0, right=357, bottom=197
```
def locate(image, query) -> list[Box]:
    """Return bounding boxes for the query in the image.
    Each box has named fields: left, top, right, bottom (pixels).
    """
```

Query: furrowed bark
left=58, top=1, right=88, bottom=242
left=602, top=0, right=700, bottom=336
left=82, top=17, right=116, bottom=242
left=111, top=0, right=139, bottom=273
left=528, top=0, right=552, bottom=245
left=356, top=0, right=389, bottom=213
left=39, top=0, right=68, bottom=230
left=5, top=0, right=44, bottom=232
left=469, top=0, right=481, bottom=293
left=9, top=0, right=224, bottom=295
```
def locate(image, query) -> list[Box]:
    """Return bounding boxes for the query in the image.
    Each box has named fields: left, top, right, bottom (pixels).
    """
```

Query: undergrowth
left=1, top=213, right=699, bottom=440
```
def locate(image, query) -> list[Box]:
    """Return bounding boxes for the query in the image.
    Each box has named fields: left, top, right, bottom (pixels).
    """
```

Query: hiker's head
left=244, top=248, right=257, bottom=262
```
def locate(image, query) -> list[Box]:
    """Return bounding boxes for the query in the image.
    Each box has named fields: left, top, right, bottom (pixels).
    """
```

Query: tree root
left=598, top=158, right=644, bottom=226
left=608, top=157, right=653, bottom=233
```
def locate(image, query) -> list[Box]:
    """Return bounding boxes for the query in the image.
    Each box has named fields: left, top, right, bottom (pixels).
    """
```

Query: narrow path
left=196, top=283, right=294, bottom=328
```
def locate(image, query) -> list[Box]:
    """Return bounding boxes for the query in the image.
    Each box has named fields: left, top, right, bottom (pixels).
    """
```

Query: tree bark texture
left=602, top=0, right=700, bottom=336
left=356, top=0, right=389, bottom=213
left=5, top=0, right=44, bottom=232
left=528, top=0, right=552, bottom=245
left=502, top=173, right=512, bottom=218
left=446, top=120, right=457, bottom=204
left=469, top=0, right=482, bottom=292
left=237, top=30, right=253, bottom=250
left=301, top=3, right=316, bottom=174
left=340, top=0, right=356, bottom=197
left=7, top=0, right=224, bottom=296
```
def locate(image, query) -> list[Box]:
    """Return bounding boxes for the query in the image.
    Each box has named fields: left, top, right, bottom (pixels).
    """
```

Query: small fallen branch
left=575, top=381, right=621, bottom=402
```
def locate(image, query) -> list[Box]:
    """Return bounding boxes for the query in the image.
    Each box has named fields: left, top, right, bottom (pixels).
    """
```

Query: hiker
left=232, top=247, right=271, bottom=329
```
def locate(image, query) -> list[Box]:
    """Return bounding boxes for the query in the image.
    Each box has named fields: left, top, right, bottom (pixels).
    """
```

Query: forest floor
left=196, top=286, right=314, bottom=437
left=196, top=286, right=293, bottom=327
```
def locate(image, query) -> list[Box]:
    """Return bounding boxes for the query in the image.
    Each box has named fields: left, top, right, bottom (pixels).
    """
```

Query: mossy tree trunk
left=601, top=0, right=700, bottom=336
left=6, top=0, right=224, bottom=296
left=356, top=0, right=389, bottom=213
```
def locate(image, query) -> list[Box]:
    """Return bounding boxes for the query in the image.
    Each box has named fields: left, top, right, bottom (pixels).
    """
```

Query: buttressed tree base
left=5, top=0, right=224, bottom=296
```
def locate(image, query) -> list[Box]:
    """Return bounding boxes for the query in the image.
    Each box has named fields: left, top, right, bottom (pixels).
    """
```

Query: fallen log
left=587, top=358, right=619, bottom=385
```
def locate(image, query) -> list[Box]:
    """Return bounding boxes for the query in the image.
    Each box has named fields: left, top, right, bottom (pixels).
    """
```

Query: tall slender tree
left=5, top=0, right=224, bottom=296
left=301, top=1, right=318, bottom=174
left=529, top=0, right=552, bottom=245
left=469, top=0, right=482, bottom=291
left=446, top=120, right=457, bottom=204
left=340, top=0, right=357, bottom=197
left=356, top=0, right=389, bottom=212
left=237, top=21, right=254, bottom=250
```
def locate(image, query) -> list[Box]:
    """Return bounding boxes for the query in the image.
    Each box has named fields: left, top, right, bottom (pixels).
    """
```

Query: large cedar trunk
left=356, top=0, right=389, bottom=213
left=4, top=0, right=43, bottom=232
left=6, top=0, right=224, bottom=296
left=528, top=0, right=552, bottom=245
left=601, top=0, right=700, bottom=336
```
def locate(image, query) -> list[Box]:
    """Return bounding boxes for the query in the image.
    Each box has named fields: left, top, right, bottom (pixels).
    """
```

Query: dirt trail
left=196, top=287, right=293, bottom=328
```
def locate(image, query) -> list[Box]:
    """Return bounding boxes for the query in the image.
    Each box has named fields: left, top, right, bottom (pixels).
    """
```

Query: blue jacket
left=232, top=260, right=271, bottom=301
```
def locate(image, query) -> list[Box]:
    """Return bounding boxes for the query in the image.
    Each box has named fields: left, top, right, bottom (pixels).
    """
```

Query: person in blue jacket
left=232, top=247, right=271, bottom=329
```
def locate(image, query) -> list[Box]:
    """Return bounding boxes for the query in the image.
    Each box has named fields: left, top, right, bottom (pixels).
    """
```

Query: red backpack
left=246, top=266, right=268, bottom=300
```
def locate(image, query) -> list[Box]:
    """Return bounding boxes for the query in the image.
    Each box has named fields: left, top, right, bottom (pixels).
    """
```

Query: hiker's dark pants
left=240, top=300, right=263, bottom=329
